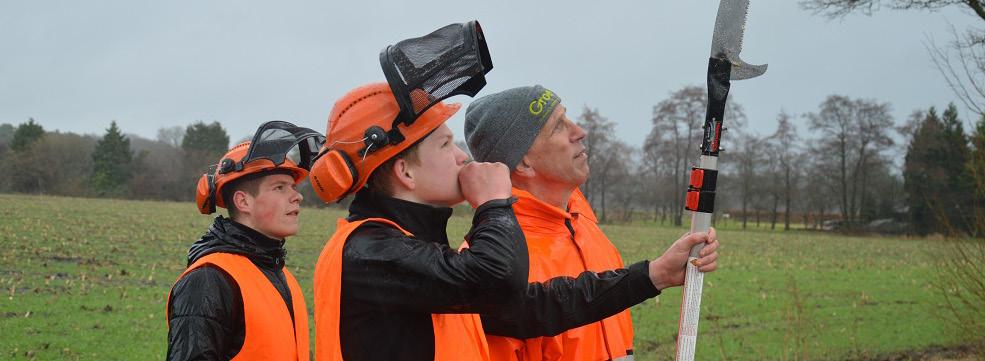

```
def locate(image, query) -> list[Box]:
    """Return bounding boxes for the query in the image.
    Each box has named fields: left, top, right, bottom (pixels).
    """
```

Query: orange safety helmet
left=196, top=121, right=325, bottom=214
left=308, top=83, right=460, bottom=203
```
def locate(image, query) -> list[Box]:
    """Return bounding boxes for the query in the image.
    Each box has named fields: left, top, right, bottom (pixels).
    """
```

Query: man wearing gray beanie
left=465, top=85, right=722, bottom=361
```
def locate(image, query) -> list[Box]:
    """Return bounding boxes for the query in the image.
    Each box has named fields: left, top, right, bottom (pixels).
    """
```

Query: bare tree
left=807, top=96, right=895, bottom=228
left=927, top=26, right=985, bottom=118
left=763, top=133, right=784, bottom=230
left=803, top=140, right=837, bottom=229
left=593, top=141, right=633, bottom=223
left=800, top=0, right=985, bottom=22
left=129, top=134, right=188, bottom=201
left=157, top=126, right=185, bottom=148
left=2, top=132, right=97, bottom=195
left=801, top=0, right=985, bottom=117
left=577, top=107, right=616, bottom=208
left=808, top=96, right=854, bottom=226
left=647, top=87, right=703, bottom=226
left=613, top=153, right=647, bottom=223
left=641, top=129, right=677, bottom=223
left=768, top=111, right=803, bottom=230
left=575, top=107, right=641, bottom=223
left=730, top=131, right=765, bottom=229
left=854, top=100, right=897, bottom=222
left=645, top=86, right=747, bottom=226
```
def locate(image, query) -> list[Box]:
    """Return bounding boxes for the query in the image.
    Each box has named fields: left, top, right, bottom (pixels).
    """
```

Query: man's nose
left=572, top=122, right=587, bottom=141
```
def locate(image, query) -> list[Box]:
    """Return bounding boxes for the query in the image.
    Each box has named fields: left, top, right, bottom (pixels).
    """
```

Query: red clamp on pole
left=685, top=167, right=718, bottom=213
left=686, top=190, right=701, bottom=210
left=689, top=167, right=717, bottom=191
left=690, top=169, right=705, bottom=189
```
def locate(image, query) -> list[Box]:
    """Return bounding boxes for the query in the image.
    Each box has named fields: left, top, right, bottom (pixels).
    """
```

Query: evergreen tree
left=971, top=114, right=985, bottom=167
left=968, top=114, right=985, bottom=236
left=91, top=121, right=133, bottom=195
left=182, top=121, right=229, bottom=156
left=180, top=121, right=230, bottom=199
left=11, top=118, right=44, bottom=152
left=903, top=105, right=976, bottom=235
left=904, top=108, right=946, bottom=235
left=940, top=104, right=973, bottom=233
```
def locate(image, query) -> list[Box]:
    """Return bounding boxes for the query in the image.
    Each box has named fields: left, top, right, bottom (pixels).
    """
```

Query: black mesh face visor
left=380, top=20, right=493, bottom=127
left=236, top=120, right=326, bottom=172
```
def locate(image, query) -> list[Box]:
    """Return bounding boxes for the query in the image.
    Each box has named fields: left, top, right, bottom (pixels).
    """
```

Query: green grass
left=0, top=194, right=976, bottom=360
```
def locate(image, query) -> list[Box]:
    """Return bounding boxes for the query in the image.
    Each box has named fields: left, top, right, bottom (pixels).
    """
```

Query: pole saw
left=676, top=1, right=766, bottom=360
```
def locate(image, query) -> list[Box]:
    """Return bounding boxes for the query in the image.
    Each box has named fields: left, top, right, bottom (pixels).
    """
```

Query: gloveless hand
left=458, top=161, right=512, bottom=208
left=648, top=227, right=719, bottom=291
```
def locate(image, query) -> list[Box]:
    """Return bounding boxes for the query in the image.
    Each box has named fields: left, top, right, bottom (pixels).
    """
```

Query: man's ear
left=391, top=158, right=416, bottom=191
left=232, top=190, right=253, bottom=216
left=514, top=157, right=536, bottom=179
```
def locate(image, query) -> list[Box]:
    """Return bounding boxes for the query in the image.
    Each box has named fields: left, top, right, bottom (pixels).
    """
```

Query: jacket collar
left=187, top=216, right=287, bottom=269
left=511, top=187, right=598, bottom=227
left=347, top=188, right=453, bottom=245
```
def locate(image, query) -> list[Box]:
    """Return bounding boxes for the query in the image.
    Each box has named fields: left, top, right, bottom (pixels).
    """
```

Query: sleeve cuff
left=473, top=197, right=517, bottom=220
left=629, top=260, right=661, bottom=298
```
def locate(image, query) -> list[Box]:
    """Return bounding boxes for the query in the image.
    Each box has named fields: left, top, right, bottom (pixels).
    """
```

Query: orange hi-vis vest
left=486, top=188, right=636, bottom=361
left=314, top=218, right=491, bottom=361
left=167, top=252, right=310, bottom=361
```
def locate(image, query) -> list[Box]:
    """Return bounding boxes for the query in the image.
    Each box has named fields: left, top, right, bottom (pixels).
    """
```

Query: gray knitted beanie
left=464, top=85, right=561, bottom=169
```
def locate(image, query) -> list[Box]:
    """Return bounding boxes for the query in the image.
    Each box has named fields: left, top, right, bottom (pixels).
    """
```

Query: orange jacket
left=486, top=188, right=636, bottom=361
left=314, top=218, right=491, bottom=361
left=168, top=252, right=310, bottom=361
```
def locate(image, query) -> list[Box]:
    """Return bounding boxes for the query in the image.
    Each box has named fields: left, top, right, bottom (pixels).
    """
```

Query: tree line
left=2, top=89, right=983, bottom=236
left=0, top=120, right=230, bottom=201
left=575, top=86, right=985, bottom=236
left=0, top=119, right=330, bottom=209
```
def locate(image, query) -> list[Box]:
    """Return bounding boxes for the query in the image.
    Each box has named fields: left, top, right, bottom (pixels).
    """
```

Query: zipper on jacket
left=565, top=216, right=616, bottom=359
left=563, top=218, right=576, bottom=238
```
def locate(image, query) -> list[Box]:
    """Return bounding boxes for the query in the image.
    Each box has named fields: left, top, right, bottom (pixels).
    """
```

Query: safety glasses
left=219, top=120, right=326, bottom=174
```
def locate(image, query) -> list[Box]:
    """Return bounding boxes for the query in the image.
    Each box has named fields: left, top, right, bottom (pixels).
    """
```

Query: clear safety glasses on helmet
left=218, top=120, right=326, bottom=175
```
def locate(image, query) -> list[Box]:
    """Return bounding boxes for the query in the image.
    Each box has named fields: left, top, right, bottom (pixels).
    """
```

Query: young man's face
left=523, top=105, right=590, bottom=187
left=240, top=173, right=303, bottom=239
left=406, top=124, right=470, bottom=207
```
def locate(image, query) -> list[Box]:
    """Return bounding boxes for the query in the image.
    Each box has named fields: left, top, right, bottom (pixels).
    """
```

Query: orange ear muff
left=195, top=171, right=217, bottom=214
left=309, top=149, right=358, bottom=203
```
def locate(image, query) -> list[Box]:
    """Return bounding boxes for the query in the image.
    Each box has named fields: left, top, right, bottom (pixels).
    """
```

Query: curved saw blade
left=710, top=0, right=767, bottom=80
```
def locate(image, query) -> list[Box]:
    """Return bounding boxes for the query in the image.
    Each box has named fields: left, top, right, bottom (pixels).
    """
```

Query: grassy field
left=0, top=193, right=978, bottom=360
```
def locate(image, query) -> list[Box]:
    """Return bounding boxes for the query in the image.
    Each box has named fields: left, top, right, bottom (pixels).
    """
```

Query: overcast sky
left=1, top=1, right=981, bottom=146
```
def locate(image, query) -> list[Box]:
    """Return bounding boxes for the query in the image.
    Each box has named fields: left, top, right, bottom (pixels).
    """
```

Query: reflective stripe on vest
left=485, top=188, right=635, bottom=361
left=313, top=218, right=491, bottom=361
left=167, top=252, right=310, bottom=361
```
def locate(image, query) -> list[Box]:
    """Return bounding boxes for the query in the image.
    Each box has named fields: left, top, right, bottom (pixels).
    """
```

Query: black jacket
left=166, top=216, right=296, bottom=361
left=339, top=189, right=660, bottom=361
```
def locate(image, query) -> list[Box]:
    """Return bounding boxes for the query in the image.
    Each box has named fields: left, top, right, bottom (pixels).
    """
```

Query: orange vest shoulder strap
left=283, top=267, right=311, bottom=361
left=166, top=252, right=245, bottom=322
left=315, top=218, right=403, bottom=361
